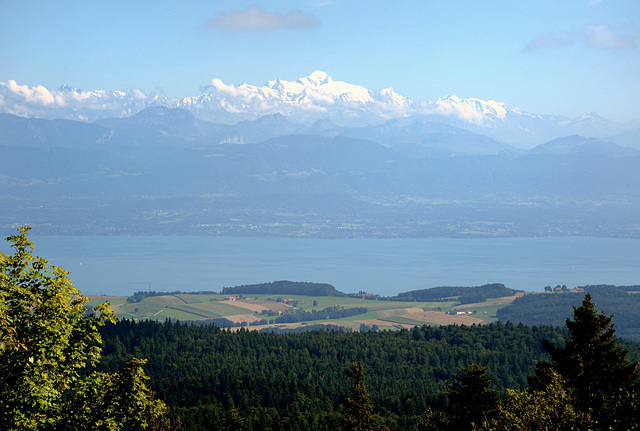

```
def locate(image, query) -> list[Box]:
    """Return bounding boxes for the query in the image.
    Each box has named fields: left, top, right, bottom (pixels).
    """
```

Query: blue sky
left=1, top=1, right=638, bottom=121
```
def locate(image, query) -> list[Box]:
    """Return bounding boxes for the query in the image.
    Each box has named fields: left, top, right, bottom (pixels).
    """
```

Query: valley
left=89, top=292, right=511, bottom=332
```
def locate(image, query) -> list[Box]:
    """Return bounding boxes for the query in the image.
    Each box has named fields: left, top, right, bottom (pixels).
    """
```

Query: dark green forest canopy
left=97, top=321, right=561, bottom=420
left=497, top=285, right=640, bottom=342
left=96, top=318, right=640, bottom=430
left=221, top=280, right=345, bottom=296
left=393, top=283, right=520, bottom=302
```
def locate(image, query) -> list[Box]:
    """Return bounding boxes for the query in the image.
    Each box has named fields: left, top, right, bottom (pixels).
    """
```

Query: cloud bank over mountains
left=0, top=71, right=511, bottom=125
left=0, top=71, right=633, bottom=146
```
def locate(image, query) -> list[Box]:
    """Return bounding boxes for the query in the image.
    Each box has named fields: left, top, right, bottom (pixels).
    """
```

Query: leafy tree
left=485, top=370, right=592, bottom=431
left=412, top=407, right=450, bottom=431
left=62, top=358, right=169, bottom=430
left=341, top=362, right=385, bottom=431
left=447, top=363, right=499, bottom=429
left=0, top=227, right=169, bottom=430
left=0, top=227, right=116, bottom=429
left=531, top=293, right=640, bottom=429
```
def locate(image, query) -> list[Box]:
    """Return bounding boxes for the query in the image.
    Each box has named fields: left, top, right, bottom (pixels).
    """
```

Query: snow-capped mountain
left=181, top=70, right=412, bottom=125
left=0, top=80, right=175, bottom=122
left=0, top=72, right=630, bottom=147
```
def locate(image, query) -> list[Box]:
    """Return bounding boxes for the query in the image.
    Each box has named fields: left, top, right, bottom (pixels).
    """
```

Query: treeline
left=273, top=306, right=368, bottom=324
left=222, top=280, right=344, bottom=297
left=203, top=317, right=268, bottom=328
left=127, top=290, right=195, bottom=303
left=497, top=285, right=640, bottom=341
left=393, top=283, right=520, bottom=303
left=97, top=319, right=574, bottom=430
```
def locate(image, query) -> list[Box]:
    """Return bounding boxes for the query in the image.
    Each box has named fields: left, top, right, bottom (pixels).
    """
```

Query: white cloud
left=0, top=80, right=164, bottom=121
left=524, top=34, right=574, bottom=51
left=7, top=80, right=56, bottom=106
left=525, top=24, right=635, bottom=51
left=206, top=6, right=320, bottom=31
left=584, top=24, right=635, bottom=50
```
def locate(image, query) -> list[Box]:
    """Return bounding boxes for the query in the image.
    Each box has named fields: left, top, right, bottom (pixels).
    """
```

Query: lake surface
left=3, top=236, right=640, bottom=296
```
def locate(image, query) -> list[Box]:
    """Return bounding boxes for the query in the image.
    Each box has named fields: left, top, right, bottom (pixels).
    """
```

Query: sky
left=1, top=0, right=639, bottom=122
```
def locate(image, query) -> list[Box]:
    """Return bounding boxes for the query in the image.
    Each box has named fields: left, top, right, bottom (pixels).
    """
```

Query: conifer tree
left=341, top=361, right=385, bottom=431
left=222, top=403, right=246, bottom=431
left=447, top=363, right=499, bottom=429
left=533, top=293, right=640, bottom=429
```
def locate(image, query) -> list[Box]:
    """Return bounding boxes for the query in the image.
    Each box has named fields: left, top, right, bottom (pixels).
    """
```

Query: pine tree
left=341, top=362, right=384, bottom=431
left=533, top=293, right=640, bottom=429
left=447, top=363, right=499, bottom=429
left=222, top=403, right=245, bottom=431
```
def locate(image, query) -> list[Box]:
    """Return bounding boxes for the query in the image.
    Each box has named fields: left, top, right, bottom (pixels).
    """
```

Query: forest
left=95, top=319, right=561, bottom=429
left=497, top=285, right=640, bottom=341
left=2, top=229, right=640, bottom=430
left=222, top=281, right=345, bottom=297
left=392, top=284, right=520, bottom=304
left=94, top=311, right=640, bottom=430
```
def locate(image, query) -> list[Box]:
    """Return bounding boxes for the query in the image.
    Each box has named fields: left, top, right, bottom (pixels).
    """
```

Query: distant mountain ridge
left=1, top=72, right=635, bottom=147
left=1, top=108, right=639, bottom=237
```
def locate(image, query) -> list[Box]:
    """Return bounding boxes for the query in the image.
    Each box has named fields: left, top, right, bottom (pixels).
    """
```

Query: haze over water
left=6, top=236, right=639, bottom=297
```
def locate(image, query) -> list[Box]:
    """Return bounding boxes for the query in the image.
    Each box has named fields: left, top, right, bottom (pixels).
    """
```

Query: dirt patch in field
left=220, top=299, right=291, bottom=313
left=110, top=304, right=125, bottom=313
left=405, top=311, right=485, bottom=325
left=224, top=314, right=262, bottom=324
left=243, top=300, right=291, bottom=312
left=377, top=307, right=424, bottom=318
left=357, top=319, right=414, bottom=329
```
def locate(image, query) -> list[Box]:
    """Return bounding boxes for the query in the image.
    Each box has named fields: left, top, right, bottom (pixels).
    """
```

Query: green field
left=88, top=292, right=518, bottom=331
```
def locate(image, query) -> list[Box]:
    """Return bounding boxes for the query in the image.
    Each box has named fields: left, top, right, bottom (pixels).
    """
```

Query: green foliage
left=0, top=228, right=169, bottom=430
left=412, top=407, right=450, bottom=431
left=0, top=227, right=116, bottom=429
left=62, top=358, right=169, bottom=430
left=222, top=404, right=246, bottom=431
left=341, top=362, right=385, bottom=431
left=97, top=318, right=570, bottom=430
left=274, top=306, right=368, bottom=324
left=497, top=285, right=640, bottom=341
left=446, top=363, right=499, bottom=429
left=532, top=293, right=640, bottom=430
left=484, top=371, right=592, bottom=430
left=394, top=283, right=519, bottom=302
left=222, top=281, right=344, bottom=297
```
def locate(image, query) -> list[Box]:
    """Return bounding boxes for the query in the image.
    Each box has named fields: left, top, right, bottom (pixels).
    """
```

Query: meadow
left=88, top=292, right=518, bottom=332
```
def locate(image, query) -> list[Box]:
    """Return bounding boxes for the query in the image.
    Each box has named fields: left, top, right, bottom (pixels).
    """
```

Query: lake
left=2, top=235, right=640, bottom=296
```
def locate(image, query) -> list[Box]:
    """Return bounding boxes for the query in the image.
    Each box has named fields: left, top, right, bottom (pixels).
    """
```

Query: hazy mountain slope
left=2, top=72, right=633, bottom=146
left=2, top=111, right=639, bottom=237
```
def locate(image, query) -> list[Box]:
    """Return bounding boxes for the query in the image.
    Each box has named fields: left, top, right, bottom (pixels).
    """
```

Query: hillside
left=497, top=285, right=640, bottom=341
left=2, top=111, right=640, bottom=238
left=89, top=285, right=520, bottom=332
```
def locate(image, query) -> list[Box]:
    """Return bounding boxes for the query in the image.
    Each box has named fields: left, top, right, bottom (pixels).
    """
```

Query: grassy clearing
left=87, top=292, right=515, bottom=328
left=377, top=316, right=436, bottom=326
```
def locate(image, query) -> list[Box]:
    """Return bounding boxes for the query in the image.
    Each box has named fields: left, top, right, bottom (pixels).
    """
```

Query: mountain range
left=1, top=72, right=637, bottom=147
left=1, top=105, right=639, bottom=238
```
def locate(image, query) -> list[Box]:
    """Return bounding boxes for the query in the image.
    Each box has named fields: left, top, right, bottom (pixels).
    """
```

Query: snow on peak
left=301, top=70, right=333, bottom=86
left=0, top=80, right=165, bottom=121
left=421, top=94, right=511, bottom=125
left=1, top=74, right=621, bottom=146
left=192, top=71, right=412, bottom=123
